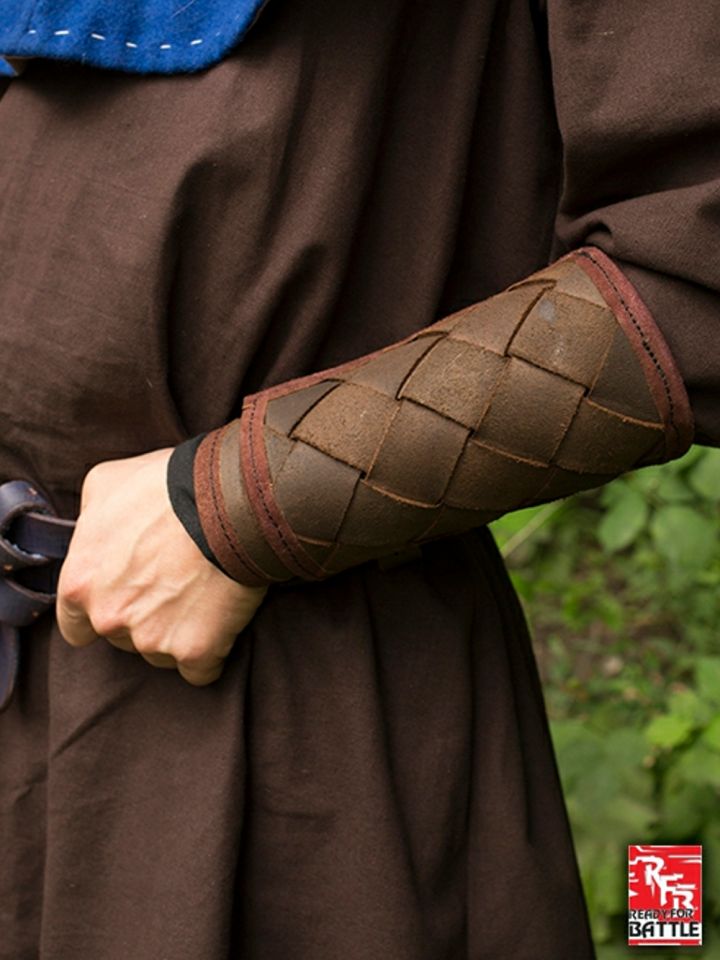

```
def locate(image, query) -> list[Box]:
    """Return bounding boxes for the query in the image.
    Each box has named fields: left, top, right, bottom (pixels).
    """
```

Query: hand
left=57, top=448, right=267, bottom=685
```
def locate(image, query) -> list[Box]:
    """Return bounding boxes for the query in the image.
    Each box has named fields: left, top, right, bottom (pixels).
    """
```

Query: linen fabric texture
left=172, top=249, right=692, bottom=585
left=1, top=1, right=720, bottom=958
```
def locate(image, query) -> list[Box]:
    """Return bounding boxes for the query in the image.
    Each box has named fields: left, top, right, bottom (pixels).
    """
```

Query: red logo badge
left=628, top=845, right=702, bottom=947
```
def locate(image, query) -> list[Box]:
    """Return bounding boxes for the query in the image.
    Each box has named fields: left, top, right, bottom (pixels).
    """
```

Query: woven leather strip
left=193, top=423, right=271, bottom=585
left=195, top=248, right=694, bottom=585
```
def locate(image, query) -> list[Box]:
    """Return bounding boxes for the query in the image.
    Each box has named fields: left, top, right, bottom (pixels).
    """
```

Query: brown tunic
left=0, top=1, right=717, bottom=957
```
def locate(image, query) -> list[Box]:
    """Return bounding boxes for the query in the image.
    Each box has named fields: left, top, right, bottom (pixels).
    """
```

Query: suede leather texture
left=192, top=250, right=692, bottom=586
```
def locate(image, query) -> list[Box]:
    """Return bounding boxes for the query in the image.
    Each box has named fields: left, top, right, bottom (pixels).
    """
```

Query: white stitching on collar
left=27, top=28, right=206, bottom=48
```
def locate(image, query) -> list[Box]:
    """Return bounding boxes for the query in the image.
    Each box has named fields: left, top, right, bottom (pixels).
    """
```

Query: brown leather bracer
left=192, top=248, right=693, bottom=586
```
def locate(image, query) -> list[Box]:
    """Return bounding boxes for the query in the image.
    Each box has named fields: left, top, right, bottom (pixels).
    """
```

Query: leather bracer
left=190, top=248, right=693, bottom=585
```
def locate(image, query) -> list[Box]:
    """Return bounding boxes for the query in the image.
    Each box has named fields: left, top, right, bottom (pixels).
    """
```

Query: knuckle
left=59, top=574, right=89, bottom=609
left=179, top=665, right=222, bottom=687
left=131, top=636, right=153, bottom=655
left=141, top=652, right=176, bottom=670
left=173, top=638, right=214, bottom=668
left=130, top=628, right=163, bottom=655
left=106, top=635, right=135, bottom=653
left=183, top=674, right=213, bottom=688
left=88, top=608, right=125, bottom=639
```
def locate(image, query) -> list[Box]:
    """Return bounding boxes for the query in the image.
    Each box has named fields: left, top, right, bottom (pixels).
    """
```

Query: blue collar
left=0, top=0, right=270, bottom=75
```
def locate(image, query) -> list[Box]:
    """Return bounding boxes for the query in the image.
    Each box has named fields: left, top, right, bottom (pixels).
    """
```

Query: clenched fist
left=57, top=448, right=267, bottom=685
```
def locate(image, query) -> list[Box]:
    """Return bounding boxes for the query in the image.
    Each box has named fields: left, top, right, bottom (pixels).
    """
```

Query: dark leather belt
left=0, top=481, right=75, bottom=712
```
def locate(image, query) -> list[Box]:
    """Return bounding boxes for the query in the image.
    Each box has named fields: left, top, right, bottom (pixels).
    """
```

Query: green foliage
left=491, top=445, right=720, bottom=957
left=598, top=485, right=648, bottom=553
left=650, top=505, right=716, bottom=570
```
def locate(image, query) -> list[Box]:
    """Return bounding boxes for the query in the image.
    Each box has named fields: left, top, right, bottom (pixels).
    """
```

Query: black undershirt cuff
left=166, top=434, right=224, bottom=571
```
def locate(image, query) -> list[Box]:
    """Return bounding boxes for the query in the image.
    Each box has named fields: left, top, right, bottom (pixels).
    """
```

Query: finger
left=105, top=634, right=136, bottom=653
left=176, top=658, right=225, bottom=687
left=141, top=652, right=177, bottom=670
left=56, top=598, right=99, bottom=648
left=105, top=635, right=176, bottom=668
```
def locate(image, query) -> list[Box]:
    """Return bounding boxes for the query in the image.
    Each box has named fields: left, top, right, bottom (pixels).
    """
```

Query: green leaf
left=630, top=465, right=664, bottom=495
left=490, top=503, right=559, bottom=557
left=580, top=841, right=627, bottom=919
left=674, top=443, right=706, bottom=470
left=701, top=715, right=720, bottom=752
left=674, top=741, right=720, bottom=788
left=656, top=471, right=694, bottom=503
left=597, top=487, right=648, bottom=552
left=667, top=689, right=713, bottom=727
left=689, top=448, right=720, bottom=501
left=696, top=657, right=720, bottom=707
left=601, top=729, right=655, bottom=799
left=660, top=775, right=717, bottom=840
left=490, top=505, right=545, bottom=545
left=600, top=477, right=631, bottom=507
left=650, top=505, right=717, bottom=569
left=645, top=712, right=694, bottom=749
left=551, top=720, right=604, bottom=790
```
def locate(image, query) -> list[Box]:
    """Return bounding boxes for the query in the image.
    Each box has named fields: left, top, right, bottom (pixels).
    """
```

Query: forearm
left=168, top=248, right=693, bottom=586
left=547, top=0, right=720, bottom=448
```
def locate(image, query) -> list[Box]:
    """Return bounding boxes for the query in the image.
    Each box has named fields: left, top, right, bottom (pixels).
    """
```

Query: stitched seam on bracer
left=578, top=250, right=675, bottom=431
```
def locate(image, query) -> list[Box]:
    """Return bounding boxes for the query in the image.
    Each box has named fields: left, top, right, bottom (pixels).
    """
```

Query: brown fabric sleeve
left=546, top=0, right=720, bottom=446
left=191, top=250, right=692, bottom=586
